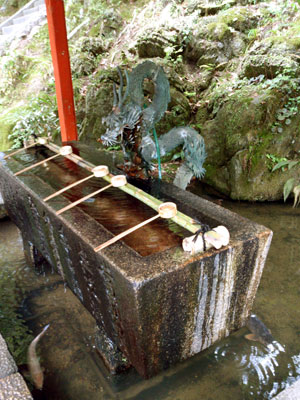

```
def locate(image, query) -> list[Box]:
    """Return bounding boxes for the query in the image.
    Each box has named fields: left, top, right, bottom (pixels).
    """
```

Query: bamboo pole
left=44, top=174, right=94, bottom=201
left=14, top=153, right=60, bottom=176
left=4, top=137, right=48, bottom=160
left=41, top=142, right=202, bottom=234
left=56, top=183, right=113, bottom=215
left=94, top=214, right=160, bottom=252
left=94, top=202, right=177, bottom=252
left=4, top=142, right=37, bottom=159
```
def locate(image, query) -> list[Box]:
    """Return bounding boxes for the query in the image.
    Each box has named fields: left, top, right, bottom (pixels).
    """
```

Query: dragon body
left=101, top=60, right=206, bottom=189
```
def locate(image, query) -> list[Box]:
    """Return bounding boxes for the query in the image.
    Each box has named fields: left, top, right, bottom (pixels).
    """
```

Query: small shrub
left=0, top=53, right=31, bottom=96
left=7, top=94, right=60, bottom=149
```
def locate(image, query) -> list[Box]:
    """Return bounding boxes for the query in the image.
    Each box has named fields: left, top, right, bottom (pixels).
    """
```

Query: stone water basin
left=0, top=142, right=272, bottom=379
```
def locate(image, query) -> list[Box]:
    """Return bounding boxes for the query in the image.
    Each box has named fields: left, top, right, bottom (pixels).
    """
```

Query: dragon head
left=100, top=67, right=142, bottom=146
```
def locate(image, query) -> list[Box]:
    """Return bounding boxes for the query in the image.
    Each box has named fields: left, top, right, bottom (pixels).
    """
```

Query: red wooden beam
left=45, top=0, right=78, bottom=142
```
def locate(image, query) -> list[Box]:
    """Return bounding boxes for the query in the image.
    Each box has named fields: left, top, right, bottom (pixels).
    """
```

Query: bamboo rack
left=13, top=141, right=202, bottom=235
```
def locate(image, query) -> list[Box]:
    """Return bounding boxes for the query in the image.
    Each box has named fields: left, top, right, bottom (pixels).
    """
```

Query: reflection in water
left=213, top=340, right=291, bottom=399
left=13, top=148, right=187, bottom=256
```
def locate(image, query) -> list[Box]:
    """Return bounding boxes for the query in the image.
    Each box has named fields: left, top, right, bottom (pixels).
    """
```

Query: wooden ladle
left=14, top=145, right=72, bottom=176
left=94, top=202, right=177, bottom=252
left=4, top=137, right=48, bottom=160
left=44, top=165, right=109, bottom=202
left=56, top=174, right=127, bottom=216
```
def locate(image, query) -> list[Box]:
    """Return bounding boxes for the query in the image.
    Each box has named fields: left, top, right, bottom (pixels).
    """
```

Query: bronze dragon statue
left=100, top=60, right=206, bottom=189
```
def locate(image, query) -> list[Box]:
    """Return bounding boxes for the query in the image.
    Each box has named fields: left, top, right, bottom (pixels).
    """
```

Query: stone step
left=12, top=15, right=28, bottom=25
left=2, top=24, right=16, bottom=35
left=34, top=0, right=45, bottom=6
left=2, top=8, right=45, bottom=34
left=22, top=6, right=43, bottom=16
left=0, top=0, right=46, bottom=50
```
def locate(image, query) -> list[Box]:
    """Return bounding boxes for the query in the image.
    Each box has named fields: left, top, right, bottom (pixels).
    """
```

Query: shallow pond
left=0, top=185, right=299, bottom=399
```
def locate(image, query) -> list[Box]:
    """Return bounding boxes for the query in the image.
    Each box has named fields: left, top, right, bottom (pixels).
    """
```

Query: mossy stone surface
left=199, top=81, right=300, bottom=200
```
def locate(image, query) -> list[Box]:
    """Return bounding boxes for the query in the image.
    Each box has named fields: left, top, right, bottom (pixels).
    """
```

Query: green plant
left=7, top=94, right=60, bottom=149
left=184, top=91, right=196, bottom=98
left=163, top=45, right=183, bottom=65
left=247, top=28, right=258, bottom=41
left=270, top=159, right=300, bottom=205
left=283, top=178, right=296, bottom=202
left=272, top=159, right=299, bottom=172
left=0, top=52, right=30, bottom=96
left=266, top=154, right=288, bottom=171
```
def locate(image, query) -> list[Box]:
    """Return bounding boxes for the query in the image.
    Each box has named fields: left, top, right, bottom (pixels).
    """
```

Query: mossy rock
left=186, top=0, right=236, bottom=15
left=218, top=5, right=259, bottom=32
left=202, top=85, right=280, bottom=165
left=184, top=28, right=245, bottom=66
left=267, top=17, right=300, bottom=50
left=199, top=82, right=300, bottom=200
left=78, top=69, right=118, bottom=143
left=241, top=54, right=299, bottom=79
left=156, top=87, right=191, bottom=134
left=206, top=22, right=231, bottom=41
left=195, top=103, right=210, bottom=125
left=137, top=28, right=179, bottom=59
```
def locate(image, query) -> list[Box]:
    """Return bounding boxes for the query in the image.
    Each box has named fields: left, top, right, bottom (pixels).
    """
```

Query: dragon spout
left=100, top=61, right=206, bottom=189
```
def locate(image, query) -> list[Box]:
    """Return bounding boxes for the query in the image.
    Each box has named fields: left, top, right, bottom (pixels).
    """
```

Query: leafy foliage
left=0, top=52, right=31, bottom=97
left=7, top=94, right=60, bottom=149
left=270, top=158, right=300, bottom=205
left=266, top=154, right=288, bottom=171
left=283, top=178, right=295, bottom=202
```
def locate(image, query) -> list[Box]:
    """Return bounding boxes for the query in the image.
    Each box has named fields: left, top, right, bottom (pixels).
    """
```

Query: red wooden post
left=45, top=0, right=78, bottom=142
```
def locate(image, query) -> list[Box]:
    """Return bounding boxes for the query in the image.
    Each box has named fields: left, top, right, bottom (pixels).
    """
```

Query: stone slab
left=0, top=373, right=32, bottom=400
left=273, top=380, right=300, bottom=400
left=0, top=335, right=17, bottom=379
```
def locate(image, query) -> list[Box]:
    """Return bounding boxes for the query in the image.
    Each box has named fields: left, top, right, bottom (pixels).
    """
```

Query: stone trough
left=0, top=142, right=272, bottom=379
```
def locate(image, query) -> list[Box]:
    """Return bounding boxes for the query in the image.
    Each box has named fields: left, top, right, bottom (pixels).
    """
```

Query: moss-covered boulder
left=200, top=82, right=300, bottom=200
left=78, top=69, right=117, bottom=143
left=217, top=5, right=260, bottom=32
left=184, top=21, right=246, bottom=67
left=242, top=54, right=299, bottom=79
left=136, top=28, right=180, bottom=59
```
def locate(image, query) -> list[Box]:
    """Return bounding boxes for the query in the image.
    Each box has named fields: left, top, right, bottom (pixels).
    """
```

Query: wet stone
left=273, top=380, right=300, bottom=400
left=0, top=335, right=17, bottom=379
left=0, top=373, right=33, bottom=400
left=0, top=142, right=273, bottom=379
left=0, top=192, right=7, bottom=220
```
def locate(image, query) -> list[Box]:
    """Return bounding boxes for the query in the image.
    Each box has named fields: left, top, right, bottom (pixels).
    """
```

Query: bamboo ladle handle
left=56, top=174, right=127, bottom=216
left=94, top=202, right=177, bottom=252
left=44, top=165, right=109, bottom=202
left=14, top=145, right=72, bottom=176
left=4, top=137, right=48, bottom=159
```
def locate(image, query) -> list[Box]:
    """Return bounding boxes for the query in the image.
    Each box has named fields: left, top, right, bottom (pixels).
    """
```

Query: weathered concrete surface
left=0, top=334, right=32, bottom=400
left=0, top=143, right=273, bottom=378
left=0, top=192, right=7, bottom=220
left=0, top=373, right=32, bottom=400
left=273, top=380, right=300, bottom=400
left=0, top=335, right=17, bottom=379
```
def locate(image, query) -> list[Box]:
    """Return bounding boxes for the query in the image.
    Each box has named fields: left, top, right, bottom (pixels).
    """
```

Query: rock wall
left=2, top=0, right=300, bottom=201
left=74, top=0, right=300, bottom=200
